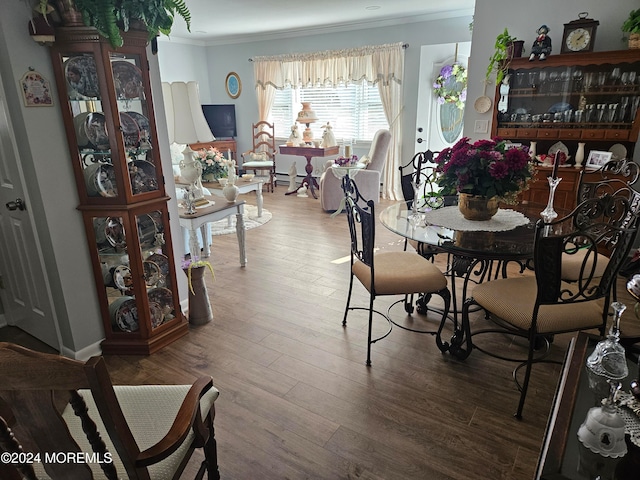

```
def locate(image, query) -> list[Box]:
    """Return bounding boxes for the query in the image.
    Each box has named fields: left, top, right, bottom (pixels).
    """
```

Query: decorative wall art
left=20, top=70, right=53, bottom=106
left=225, top=72, right=241, bottom=99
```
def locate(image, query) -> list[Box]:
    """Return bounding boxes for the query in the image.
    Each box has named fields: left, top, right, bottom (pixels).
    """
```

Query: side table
left=178, top=197, right=247, bottom=267
left=279, top=145, right=339, bottom=199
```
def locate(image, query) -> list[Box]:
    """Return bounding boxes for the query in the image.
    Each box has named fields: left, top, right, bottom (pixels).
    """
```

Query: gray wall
left=158, top=15, right=475, bottom=173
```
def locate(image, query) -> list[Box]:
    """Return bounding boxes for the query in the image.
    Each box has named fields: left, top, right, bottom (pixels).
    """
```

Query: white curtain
left=252, top=42, right=405, bottom=200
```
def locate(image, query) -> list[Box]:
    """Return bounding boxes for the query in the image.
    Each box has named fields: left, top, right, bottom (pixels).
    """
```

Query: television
left=201, top=104, right=237, bottom=138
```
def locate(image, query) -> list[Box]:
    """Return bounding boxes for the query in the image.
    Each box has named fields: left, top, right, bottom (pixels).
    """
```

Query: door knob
left=5, top=198, right=25, bottom=211
left=417, top=138, right=424, bottom=143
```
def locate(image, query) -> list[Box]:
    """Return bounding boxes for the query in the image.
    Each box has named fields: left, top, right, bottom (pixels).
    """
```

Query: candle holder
left=541, top=176, right=561, bottom=224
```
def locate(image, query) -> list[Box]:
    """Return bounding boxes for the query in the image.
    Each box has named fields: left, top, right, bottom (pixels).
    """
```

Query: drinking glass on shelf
left=596, top=104, right=607, bottom=123
left=538, top=71, right=548, bottom=92
left=572, top=68, right=583, bottom=92
left=574, top=110, right=584, bottom=123
left=528, top=71, right=539, bottom=89
left=597, top=72, right=608, bottom=90
left=584, top=104, right=595, bottom=123
left=619, top=96, right=630, bottom=123
left=583, top=72, right=596, bottom=92
left=607, top=103, right=619, bottom=123
left=610, top=67, right=621, bottom=85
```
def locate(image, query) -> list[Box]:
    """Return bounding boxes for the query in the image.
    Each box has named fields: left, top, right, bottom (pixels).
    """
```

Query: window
left=269, top=82, right=388, bottom=143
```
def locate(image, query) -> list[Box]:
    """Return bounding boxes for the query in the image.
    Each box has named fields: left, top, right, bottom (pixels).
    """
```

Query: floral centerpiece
left=197, top=147, right=232, bottom=182
left=433, top=63, right=467, bottom=109
left=435, top=137, right=535, bottom=219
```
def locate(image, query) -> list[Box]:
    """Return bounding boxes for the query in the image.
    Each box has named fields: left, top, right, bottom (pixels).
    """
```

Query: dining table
left=379, top=201, right=552, bottom=355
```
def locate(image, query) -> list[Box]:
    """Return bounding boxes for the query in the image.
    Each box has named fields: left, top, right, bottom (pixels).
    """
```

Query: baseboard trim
left=60, top=339, right=103, bottom=361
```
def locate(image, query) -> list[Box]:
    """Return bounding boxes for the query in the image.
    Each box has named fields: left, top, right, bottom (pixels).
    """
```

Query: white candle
left=551, top=152, right=560, bottom=179
left=227, top=149, right=231, bottom=160
left=345, top=145, right=352, bottom=157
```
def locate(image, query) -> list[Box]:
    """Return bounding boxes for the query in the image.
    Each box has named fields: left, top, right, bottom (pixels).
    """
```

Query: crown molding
left=158, top=9, right=474, bottom=47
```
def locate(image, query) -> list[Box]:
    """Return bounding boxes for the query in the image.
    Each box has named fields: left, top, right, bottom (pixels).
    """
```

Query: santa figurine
left=529, top=25, right=552, bottom=61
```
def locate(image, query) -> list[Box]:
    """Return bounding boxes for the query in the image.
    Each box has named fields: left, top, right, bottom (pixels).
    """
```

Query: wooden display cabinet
left=493, top=50, right=640, bottom=211
left=49, top=26, right=187, bottom=354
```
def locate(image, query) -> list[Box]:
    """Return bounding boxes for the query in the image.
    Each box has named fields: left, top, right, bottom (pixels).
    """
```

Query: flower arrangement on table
left=433, top=63, right=467, bottom=109
left=334, top=155, right=359, bottom=166
left=435, top=137, right=535, bottom=204
left=197, top=147, right=232, bottom=181
left=181, top=257, right=215, bottom=295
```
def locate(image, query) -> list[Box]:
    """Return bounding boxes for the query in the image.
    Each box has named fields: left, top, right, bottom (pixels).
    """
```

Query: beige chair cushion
left=352, top=251, right=447, bottom=295
left=30, top=385, right=219, bottom=479
left=561, top=249, right=609, bottom=281
left=471, top=276, right=605, bottom=334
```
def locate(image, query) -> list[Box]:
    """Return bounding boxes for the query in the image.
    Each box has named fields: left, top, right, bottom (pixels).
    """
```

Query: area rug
left=209, top=204, right=272, bottom=236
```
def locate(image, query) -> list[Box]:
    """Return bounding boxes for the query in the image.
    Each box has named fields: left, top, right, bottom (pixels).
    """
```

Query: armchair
left=319, top=129, right=391, bottom=212
left=0, top=343, right=220, bottom=479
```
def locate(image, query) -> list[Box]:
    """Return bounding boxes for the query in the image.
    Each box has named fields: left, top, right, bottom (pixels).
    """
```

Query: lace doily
left=422, top=206, right=530, bottom=232
left=616, top=391, right=640, bottom=447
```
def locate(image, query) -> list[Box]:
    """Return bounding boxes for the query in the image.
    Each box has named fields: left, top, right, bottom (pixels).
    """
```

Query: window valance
left=252, top=42, right=405, bottom=89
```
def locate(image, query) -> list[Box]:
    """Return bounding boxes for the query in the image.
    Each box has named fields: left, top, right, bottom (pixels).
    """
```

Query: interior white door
left=415, top=42, right=471, bottom=154
left=0, top=72, right=61, bottom=350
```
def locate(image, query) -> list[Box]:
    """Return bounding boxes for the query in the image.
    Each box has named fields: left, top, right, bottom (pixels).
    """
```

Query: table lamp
left=162, top=81, right=214, bottom=213
left=296, top=102, right=318, bottom=145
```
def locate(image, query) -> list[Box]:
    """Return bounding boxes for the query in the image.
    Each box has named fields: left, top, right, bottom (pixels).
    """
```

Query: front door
left=415, top=42, right=471, bottom=153
left=0, top=71, right=61, bottom=350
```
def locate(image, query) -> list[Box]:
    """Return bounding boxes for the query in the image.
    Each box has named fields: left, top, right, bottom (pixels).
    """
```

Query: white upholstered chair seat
left=31, top=385, right=219, bottom=479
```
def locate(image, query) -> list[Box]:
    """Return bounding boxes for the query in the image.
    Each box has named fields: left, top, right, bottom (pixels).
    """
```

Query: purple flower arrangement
left=334, top=155, right=359, bottom=166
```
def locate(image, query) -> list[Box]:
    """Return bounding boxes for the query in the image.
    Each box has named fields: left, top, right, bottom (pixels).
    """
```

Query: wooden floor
left=3, top=187, right=640, bottom=479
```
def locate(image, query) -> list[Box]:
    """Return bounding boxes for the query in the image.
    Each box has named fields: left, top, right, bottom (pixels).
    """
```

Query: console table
left=178, top=197, right=246, bottom=267
left=279, top=145, right=339, bottom=199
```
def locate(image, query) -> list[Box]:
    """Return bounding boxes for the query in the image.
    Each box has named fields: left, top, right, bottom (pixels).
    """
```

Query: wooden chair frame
left=241, top=121, right=276, bottom=192
left=0, top=343, right=219, bottom=480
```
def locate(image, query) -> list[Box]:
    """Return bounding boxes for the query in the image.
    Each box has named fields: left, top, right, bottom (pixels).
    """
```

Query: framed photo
left=225, top=72, right=241, bottom=99
left=585, top=150, right=612, bottom=170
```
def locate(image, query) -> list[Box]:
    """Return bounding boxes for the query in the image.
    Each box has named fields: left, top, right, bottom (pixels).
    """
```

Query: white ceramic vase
left=223, top=184, right=239, bottom=203
left=529, top=141, right=537, bottom=160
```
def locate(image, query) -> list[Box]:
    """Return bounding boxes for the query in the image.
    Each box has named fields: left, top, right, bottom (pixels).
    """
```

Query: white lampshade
left=161, top=81, right=214, bottom=144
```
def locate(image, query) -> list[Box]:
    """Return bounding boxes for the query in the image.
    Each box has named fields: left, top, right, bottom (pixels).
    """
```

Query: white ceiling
left=166, top=0, right=475, bottom=44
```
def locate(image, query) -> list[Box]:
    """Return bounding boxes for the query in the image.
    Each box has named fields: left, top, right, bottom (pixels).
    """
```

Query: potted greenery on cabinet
left=622, top=9, right=640, bottom=49
left=486, top=28, right=524, bottom=85
left=38, top=0, right=191, bottom=47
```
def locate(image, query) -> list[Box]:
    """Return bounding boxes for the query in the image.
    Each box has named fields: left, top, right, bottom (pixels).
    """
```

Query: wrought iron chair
left=398, top=150, right=445, bottom=257
left=561, top=158, right=640, bottom=284
left=241, top=121, right=276, bottom=192
left=0, top=343, right=220, bottom=480
left=453, top=192, right=640, bottom=419
left=340, top=175, right=451, bottom=366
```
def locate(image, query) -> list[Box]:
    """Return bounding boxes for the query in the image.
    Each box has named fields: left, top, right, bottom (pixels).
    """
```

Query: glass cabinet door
left=93, top=208, right=178, bottom=336
left=498, top=61, right=640, bottom=141
left=60, top=50, right=161, bottom=201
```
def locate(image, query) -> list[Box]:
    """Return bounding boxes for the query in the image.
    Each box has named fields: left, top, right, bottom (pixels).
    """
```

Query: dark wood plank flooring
left=3, top=188, right=640, bottom=479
